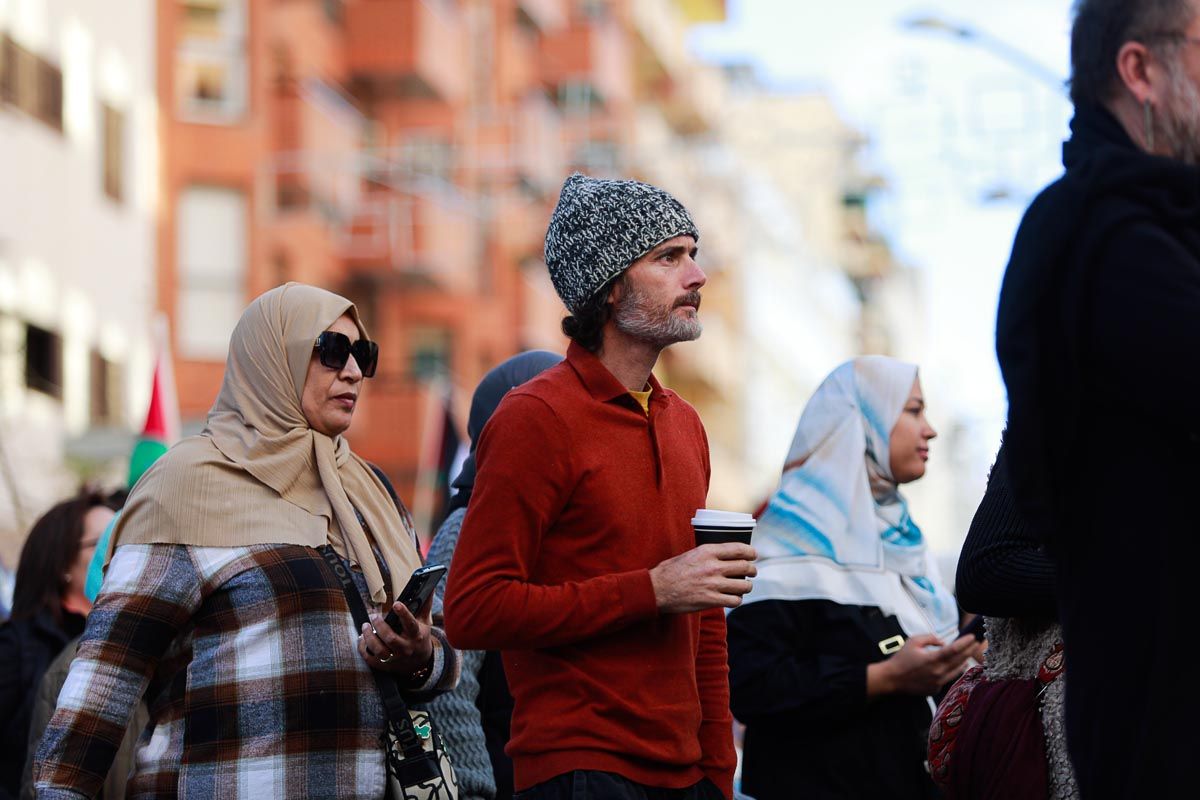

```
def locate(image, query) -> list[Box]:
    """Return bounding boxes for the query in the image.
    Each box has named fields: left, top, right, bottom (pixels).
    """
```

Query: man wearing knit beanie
left=445, top=173, right=756, bottom=800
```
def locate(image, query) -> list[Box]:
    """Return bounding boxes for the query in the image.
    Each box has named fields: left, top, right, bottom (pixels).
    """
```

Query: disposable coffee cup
left=691, top=509, right=756, bottom=546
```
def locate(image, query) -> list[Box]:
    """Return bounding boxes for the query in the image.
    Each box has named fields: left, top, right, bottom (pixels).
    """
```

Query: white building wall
left=0, top=0, right=157, bottom=564
left=735, top=169, right=861, bottom=503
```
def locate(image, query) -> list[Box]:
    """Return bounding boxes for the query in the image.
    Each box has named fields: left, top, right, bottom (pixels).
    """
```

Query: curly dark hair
left=561, top=278, right=619, bottom=353
left=1070, top=0, right=1193, bottom=106
left=10, top=489, right=109, bottom=624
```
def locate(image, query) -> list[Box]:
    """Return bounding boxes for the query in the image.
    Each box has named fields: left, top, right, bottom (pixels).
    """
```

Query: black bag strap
left=319, top=544, right=428, bottom=760
left=369, top=463, right=419, bottom=547
left=369, top=463, right=402, bottom=510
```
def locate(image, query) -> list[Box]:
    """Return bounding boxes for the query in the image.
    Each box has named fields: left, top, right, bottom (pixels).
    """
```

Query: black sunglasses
left=313, top=331, right=379, bottom=378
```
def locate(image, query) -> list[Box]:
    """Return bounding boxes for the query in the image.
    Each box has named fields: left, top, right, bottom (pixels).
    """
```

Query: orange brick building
left=157, top=0, right=720, bottom=532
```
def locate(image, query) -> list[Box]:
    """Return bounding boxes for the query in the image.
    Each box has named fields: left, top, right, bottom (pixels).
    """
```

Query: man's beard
left=1159, top=56, right=1200, bottom=165
left=612, top=282, right=703, bottom=348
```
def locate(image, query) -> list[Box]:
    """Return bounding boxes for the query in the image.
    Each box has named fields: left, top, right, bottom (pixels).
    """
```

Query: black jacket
left=727, top=599, right=939, bottom=800
left=0, top=610, right=85, bottom=800
left=997, top=105, right=1200, bottom=797
left=955, top=441, right=1057, bottom=620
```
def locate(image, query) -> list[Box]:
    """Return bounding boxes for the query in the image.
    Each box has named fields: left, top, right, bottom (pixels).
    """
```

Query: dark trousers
left=515, top=771, right=725, bottom=800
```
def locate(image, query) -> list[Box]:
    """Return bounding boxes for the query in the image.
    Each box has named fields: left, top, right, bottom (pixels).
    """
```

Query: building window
left=557, top=81, right=602, bottom=116
left=322, top=0, right=344, bottom=24
left=398, top=136, right=454, bottom=182
left=0, top=33, right=63, bottom=131
left=177, top=0, right=248, bottom=122
left=409, top=327, right=452, bottom=381
left=177, top=185, right=247, bottom=359
left=35, top=59, right=62, bottom=129
left=0, top=35, right=11, bottom=102
left=574, top=140, right=619, bottom=172
left=24, top=323, right=62, bottom=399
left=90, top=350, right=123, bottom=425
left=102, top=103, right=125, bottom=201
left=579, top=0, right=610, bottom=21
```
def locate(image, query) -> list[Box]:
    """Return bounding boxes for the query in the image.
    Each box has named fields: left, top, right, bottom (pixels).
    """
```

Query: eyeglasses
left=313, top=332, right=379, bottom=378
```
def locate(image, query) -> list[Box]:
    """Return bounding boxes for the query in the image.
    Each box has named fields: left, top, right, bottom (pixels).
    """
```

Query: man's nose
left=684, top=255, right=707, bottom=290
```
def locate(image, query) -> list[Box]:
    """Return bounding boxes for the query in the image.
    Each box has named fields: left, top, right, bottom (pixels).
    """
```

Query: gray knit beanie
left=544, top=173, right=699, bottom=314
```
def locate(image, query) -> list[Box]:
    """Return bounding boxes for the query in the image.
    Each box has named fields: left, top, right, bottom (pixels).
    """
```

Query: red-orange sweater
left=442, top=342, right=736, bottom=798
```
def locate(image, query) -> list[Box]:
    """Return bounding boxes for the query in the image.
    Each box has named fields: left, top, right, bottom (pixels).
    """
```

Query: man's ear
left=605, top=274, right=625, bottom=305
left=1116, top=40, right=1159, bottom=105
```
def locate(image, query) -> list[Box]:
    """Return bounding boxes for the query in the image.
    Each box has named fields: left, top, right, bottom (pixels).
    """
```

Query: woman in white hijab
left=34, top=284, right=458, bottom=799
left=728, top=356, right=979, bottom=800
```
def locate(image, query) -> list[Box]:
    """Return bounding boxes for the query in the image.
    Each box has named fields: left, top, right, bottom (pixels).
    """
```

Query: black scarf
left=445, top=350, right=564, bottom=516
left=996, top=104, right=1200, bottom=546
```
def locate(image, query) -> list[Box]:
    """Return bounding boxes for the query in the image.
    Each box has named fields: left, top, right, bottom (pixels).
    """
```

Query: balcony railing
left=516, top=0, right=567, bottom=33
left=345, top=0, right=466, bottom=102
left=541, top=19, right=631, bottom=110
left=340, top=188, right=478, bottom=293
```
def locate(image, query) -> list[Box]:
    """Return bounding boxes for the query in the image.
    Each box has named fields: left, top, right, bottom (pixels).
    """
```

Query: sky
left=689, top=0, right=1077, bottom=550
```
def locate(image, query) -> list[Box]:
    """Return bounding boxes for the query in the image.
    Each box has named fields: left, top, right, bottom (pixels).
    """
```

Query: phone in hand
left=381, top=564, right=448, bottom=631
left=959, top=615, right=986, bottom=642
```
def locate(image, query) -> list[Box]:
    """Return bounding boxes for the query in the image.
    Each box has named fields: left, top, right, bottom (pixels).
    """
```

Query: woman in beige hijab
left=33, top=283, right=458, bottom=799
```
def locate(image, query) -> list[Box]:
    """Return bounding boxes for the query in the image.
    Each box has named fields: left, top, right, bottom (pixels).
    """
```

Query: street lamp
left=902, top=13, right=1066, bottom=93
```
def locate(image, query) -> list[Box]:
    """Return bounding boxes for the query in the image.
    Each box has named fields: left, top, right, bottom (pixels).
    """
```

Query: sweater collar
left=1061, top=103, right=1136, bottom=170
left=566, top=341, right=668, bottom=406
left=1062, top=104, right=1200, bottom=210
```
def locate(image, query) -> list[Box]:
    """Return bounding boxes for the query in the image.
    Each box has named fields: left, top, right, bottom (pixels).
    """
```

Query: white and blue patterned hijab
left=747, top=356, right=959, bottom=641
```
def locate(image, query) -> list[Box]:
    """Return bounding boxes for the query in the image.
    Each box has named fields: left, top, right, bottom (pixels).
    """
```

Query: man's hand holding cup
left=650, top=510, right=758, bottom=614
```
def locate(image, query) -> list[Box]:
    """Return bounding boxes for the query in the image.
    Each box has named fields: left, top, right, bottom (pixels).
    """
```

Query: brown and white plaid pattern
left=34, top=543, right=457, bottom=799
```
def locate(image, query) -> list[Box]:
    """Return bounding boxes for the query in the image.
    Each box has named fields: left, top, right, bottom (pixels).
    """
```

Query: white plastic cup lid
left=691, top=509, right=757, bottom=529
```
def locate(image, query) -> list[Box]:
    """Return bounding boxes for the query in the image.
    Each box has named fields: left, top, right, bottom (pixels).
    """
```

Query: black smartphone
left=381, top=564, right=448, bottom=630
left=959, top=615, right=986, bottom=642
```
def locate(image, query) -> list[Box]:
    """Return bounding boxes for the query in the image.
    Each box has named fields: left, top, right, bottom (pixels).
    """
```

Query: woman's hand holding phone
left=358, top=591, right=435, bottom=677
left=866, top=633, right=978, bottom=697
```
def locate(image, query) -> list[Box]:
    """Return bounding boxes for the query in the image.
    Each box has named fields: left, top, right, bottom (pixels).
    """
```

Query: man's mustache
left=674, top=292, right=702, bottom=310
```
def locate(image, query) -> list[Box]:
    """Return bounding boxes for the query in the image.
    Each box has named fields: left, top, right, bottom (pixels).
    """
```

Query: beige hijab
left=111, top=283, right=421, bottom=604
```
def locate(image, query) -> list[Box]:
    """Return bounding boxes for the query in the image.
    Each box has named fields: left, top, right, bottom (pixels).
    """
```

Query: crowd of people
left=1, top=0, right=1197, bottom=796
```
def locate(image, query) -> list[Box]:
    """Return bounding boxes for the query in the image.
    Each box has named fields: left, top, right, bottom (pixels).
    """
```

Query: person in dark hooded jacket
left=995, top=0, right=1200, bottom=795
left=423, top=350, right=563, bottom=800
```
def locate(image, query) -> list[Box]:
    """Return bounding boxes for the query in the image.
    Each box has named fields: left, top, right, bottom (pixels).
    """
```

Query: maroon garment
left=944, top=677, right=1049, bottom=800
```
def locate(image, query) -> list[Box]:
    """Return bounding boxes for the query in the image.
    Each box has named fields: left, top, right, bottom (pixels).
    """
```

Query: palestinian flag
left=128, top=318, right=180, bottom=488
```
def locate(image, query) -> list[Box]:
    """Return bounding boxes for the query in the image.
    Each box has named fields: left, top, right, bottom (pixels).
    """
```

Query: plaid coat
left=33, top=543, right=457, bottom=799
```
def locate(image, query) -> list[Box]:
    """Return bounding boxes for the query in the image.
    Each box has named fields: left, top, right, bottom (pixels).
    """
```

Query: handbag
left=321, top=544, right=460, bottom=800
left=927, top=638, right=1064, bottom=799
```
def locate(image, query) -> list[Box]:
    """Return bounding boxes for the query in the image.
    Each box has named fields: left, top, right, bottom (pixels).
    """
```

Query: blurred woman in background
left=727, top=356, right=979, bottom=800
left=0, top=491, right=114, bottom=799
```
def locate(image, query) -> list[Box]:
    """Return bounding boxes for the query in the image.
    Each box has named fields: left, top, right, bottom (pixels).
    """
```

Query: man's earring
left=1144, top=97, right=1156, bottom=152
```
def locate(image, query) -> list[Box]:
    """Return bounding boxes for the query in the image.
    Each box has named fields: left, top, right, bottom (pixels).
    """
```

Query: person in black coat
left=728, top=357, right=980, bottom=800
left=995, top=1, right=1200, bottom=795
left=953, top=440, right=1077, bottom=798
left=0, top=491, right=114, bottom=800
left=955, top=442, right=1056, bottom=622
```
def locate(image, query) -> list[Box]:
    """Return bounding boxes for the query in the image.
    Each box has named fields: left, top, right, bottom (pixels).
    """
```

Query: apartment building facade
left=159, top=0, right=749, bottom=530
left=0, top=0, right=158, bottom=565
